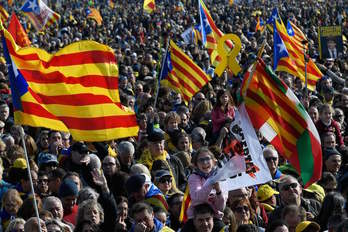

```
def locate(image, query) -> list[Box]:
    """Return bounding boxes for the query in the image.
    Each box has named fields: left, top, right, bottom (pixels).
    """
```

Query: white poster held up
left=205, top=104, right=272, bottom=192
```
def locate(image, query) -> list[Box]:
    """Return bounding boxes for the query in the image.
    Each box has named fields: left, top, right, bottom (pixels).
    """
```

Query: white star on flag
left=288, top=28, right=293, bottom=34
left=277, top=42, right=287, bottom=54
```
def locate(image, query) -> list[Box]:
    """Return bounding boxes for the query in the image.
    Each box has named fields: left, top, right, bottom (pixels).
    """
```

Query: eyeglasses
left=198, top=157, right=212, bottom=164
left=282, top=182, right=298, bottom=191
left=159, top=178, right=172, bottom=184
left=234, top=206, right=249, bottom=213
left=265, top=157, right=277, bottom=162
left=103, top=162, right=116, bottom=167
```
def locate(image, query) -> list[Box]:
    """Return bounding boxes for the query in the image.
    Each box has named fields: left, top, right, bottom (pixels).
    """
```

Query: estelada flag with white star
left=21, top=0, right=60, bottom=31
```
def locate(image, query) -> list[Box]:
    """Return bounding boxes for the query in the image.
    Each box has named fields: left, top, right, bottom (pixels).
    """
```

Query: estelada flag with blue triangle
left=21, top=0, right=60, bottom=32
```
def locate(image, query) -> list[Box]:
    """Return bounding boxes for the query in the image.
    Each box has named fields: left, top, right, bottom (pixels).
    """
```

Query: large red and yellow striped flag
left=241, top=59, right=322, bottom=186
left=160, top=40, right=211, bottom=104
left=1, top=23, right=139, bottom=142
left=143, top=0, right=155, bottom=14
left=198, top=0, right=233, bottom=68
left=275, top=21, right=322, bottom=91
left=0, top=5, right=9, bottom=24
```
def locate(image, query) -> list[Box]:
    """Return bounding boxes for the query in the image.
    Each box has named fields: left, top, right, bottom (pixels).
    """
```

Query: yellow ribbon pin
left=215, top=34, right=242, bottom=77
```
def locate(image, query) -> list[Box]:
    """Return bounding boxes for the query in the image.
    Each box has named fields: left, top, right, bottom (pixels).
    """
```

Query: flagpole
left=302, top=40, right=308, bottom=97
left=19, top=127, right=42, bottom=232
left=154, top=39, right=170, bottom=108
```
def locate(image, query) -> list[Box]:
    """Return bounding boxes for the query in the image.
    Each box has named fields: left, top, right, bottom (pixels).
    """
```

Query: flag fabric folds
left=179, top=185, right=191, bottom=223
left=21, top=0, right=60, bottom=31
left=1, top=25, right=139, bottom=142
left=8, top=13, right=31, bottom=47
left=198, top=0, right=233, bottom=68
left=143, top=0, right=155, bottom=14
left=241, top=59, right=322, bottom=187
left=256, top=16, right=265, bottom=32
left=274, top=20, right=322, bottom=91
left=160, top=40, right=211, bottom=104
left=0, top=5, right=9, bottom=24
left=86, top=8, right=103, bottom=26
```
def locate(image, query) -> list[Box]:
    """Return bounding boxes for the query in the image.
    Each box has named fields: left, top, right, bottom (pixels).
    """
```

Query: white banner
left=205, top=104, right=272, bottom=192
left=181, top=27, right=194, bottom=44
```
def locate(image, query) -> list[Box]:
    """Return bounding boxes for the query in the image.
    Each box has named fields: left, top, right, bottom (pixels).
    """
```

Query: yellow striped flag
left=275, top=20, right=322, bottom=91
left=160, top=40, right=211, bottom=104
left=198, top=0, right=233, bottom=70
left=241, top=58, right=322, bottom=187
left=86, top=8, right=103, bottom=26
left=21, top=0, right=60, bottom=32
left=1, top=22, right=139, bottom=142
left=179, top=185, right=191, bottom=223
left=0, top=5, right=9, bottom=24
left=143, top=0, right=155, bottom=14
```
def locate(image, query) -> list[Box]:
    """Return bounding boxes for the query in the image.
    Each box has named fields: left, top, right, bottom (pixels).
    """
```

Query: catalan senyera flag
left=1, top=23, right=139, bottom=142
left=179, top=185, right=191, bottom=223
left=241, top=58, right=322, bottom=187
left=0, top=5, right=9, bottom=24
left=21, top=0, right=60, bottom=32
left=160, top=40, right=211, bottom=104
left=8, top=13, right=31, bottom=47
left=198, top=0, right=233, bottom=69
left=86, top=8, right=103, bottom=26
left=143, top=0, right=155, bottom=14
left=275, top=20, right=322, bottom=91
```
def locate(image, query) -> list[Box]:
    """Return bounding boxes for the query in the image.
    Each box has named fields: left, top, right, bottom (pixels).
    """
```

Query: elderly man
left=263, top=146, right=283, bottom=180
left=268, top=175, right=321, bottom=224
left=118, top=141, right=135, bottom=173
left=43, top=196, right=73, bottom=231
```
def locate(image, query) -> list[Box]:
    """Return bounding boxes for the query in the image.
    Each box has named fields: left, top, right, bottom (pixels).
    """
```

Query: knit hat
left=126, top=174, right=146, bottom=193
left=147, top=131, right=164, bottom=143
left=295, top=221, right=320, bottom=232
left=59, top=179, right=78, bottom=198
left=257, top=184, right=279, bottom=202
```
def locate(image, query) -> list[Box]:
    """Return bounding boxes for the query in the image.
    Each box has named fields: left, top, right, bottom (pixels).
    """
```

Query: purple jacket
left=187, top=173, right=226, bottom=219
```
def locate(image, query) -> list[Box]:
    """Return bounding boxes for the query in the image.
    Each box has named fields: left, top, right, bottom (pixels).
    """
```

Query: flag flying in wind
left=274, top=20, right=322, bottom=91
left=8, top=13, right=31, bottom=47
left=21, top=0, right=60, bottom=31
left=1, top=23, right=139, bottom=142
left=143, top=0, right=155, bottom=14
left=256, top=16, right=265, bottom=32
left=198, top=0, right=233, bottom=68
left=0, top=5, right=9, bottom=24
left=160, top=40, right=211, bottom=104
left=241, top=59, right=322, bottom=187
left=86, top=8, right=103, bottom=26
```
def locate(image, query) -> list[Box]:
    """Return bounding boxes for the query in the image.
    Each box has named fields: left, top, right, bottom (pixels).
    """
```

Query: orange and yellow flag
left=8, top=13, right=31, bottom=47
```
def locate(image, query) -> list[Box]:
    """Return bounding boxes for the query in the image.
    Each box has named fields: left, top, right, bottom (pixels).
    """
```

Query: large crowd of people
left=0, top=0, right=347, bottom=232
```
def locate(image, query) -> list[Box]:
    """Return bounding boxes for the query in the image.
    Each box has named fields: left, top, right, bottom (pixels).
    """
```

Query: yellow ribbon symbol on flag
left=215, top=34, right=242, bottom=77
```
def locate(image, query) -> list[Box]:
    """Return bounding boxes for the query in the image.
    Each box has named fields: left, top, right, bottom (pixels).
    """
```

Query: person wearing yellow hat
left=295, top=221, right=320, bottom=232
left=257, top=184, right=279, bottom=213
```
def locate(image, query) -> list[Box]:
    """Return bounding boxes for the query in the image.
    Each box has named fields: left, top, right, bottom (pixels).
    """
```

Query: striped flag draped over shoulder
left=160, top=40, right=211, bottom=104
left=1, top=24, right=139, bottom=142
left=241, top=59, right=322, bottom=187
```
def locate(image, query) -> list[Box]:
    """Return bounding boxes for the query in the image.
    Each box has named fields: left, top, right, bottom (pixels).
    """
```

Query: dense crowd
left=0, top=0, right=347, bottom=232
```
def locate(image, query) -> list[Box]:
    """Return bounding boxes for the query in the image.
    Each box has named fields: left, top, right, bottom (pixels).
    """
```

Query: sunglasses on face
left=198, top=157, right=212, bottom=164
left=265, top=157, right=277, bottom=162
left=159, top=177, right=172, bottom=184
left=282, top=182, right=298, bottom=191
left=234, top=205, right=249, bottom=213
